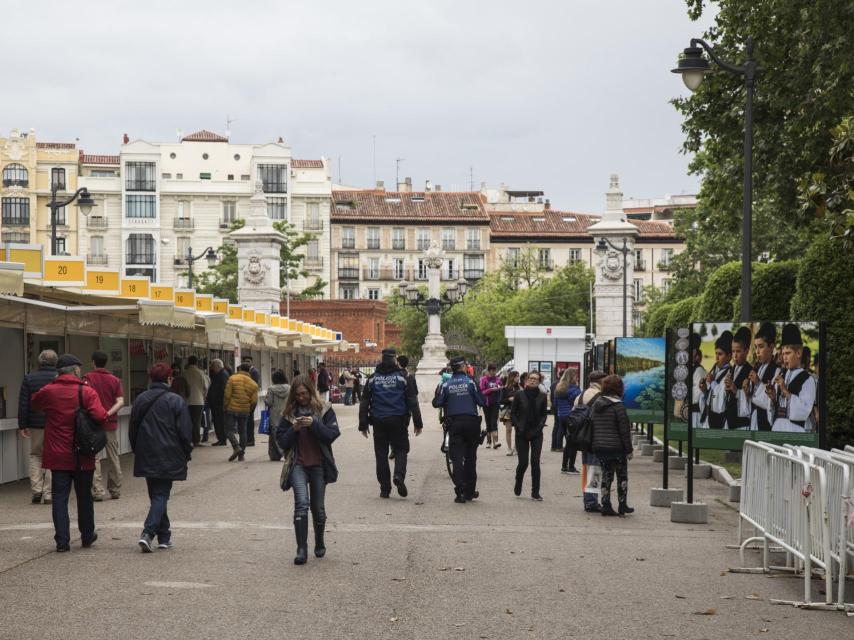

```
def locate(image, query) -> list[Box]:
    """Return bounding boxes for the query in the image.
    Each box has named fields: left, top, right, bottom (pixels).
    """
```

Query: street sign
left=120, top=277, right=150, bottom=299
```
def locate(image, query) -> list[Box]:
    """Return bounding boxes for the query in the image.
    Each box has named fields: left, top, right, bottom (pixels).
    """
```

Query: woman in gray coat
left=590, top=374, right=634, bottom=517
left=264, top=370, right=290, bottom=461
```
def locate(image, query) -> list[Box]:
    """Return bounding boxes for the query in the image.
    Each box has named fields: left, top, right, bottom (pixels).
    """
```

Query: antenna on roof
left=469, top=165, right=475, bottom=191
left=395, top=158, right=405, bottom=189
left=372, top=134, right=377, bottom=184
left=225, top=114, right=237, bottom=140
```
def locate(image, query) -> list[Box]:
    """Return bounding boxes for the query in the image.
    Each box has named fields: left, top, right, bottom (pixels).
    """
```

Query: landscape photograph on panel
left=615, top=337, right=666, bottom=423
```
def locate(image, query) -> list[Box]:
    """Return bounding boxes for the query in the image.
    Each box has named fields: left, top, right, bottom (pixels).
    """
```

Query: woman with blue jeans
left=275, top=376, right=340, bottom=565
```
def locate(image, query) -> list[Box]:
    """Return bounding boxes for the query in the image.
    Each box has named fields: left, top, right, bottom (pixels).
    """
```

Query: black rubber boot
left=313, top=517, right=326, bottom=558
left=600, top=500, right=618, bottom=517
left=618, top=501, right=635, bottom=515
left=293, top=516, right=308, bottom=565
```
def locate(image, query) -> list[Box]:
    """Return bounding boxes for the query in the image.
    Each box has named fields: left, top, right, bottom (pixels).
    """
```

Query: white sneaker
left=157, top=541, right=174, bottom=550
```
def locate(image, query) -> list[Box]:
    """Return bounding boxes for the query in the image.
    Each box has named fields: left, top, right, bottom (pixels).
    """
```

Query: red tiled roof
left=331, top=190, right=488, bottom=222
left=80, top=153, right=120, bottom=165
left=36, top=142, right=76, bottom=149
left=292, top=159, right=324, bottom=168
left=181, top=129, right=228, bottom=142
left=489, top=210, right=679, bottom=239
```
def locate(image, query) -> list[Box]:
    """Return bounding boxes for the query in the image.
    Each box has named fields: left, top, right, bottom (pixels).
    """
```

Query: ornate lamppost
left=186, top=246, right=217, bottom=289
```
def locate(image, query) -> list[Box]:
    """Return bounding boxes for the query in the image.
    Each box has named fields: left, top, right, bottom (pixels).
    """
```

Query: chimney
left=435, top=184, right=442, bottom=192
left=375, top=180, right=385, bottom=192
left=425, top=179, right=432, bottom=192
left=398, top=176, right=412, bottom=193
left=278, top=136, right=284, bottom=143
left=123, top=133, right=129, bottom=144
left=544, top=199, right=551, bottom=210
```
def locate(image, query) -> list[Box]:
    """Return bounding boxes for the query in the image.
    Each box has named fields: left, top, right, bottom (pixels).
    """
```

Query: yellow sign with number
left=85, top=269, right=119, bottom=292
left=228, top=305, right=242, bottom=320
left=195, top=294, right=213, bottom=312
left=120, top=278, right=150, bottom=298
left=242, top=308, right=255, bottom=323
left=175, top=290, right=195, bottom=308
left=213, top=299, right=229, bottom=314
left=9, top=248, right=42, bottom=275
left=255, top=312, right=267, bottom=325
left=43, top=258, right=85, bottom=285
left=150, top=285, right=174, bottom=301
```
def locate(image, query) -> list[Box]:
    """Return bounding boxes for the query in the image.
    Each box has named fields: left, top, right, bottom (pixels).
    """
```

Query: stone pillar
left=414, top=243, right=449, bottom=400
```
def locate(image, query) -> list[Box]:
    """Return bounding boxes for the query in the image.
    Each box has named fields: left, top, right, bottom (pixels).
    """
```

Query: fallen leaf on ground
left=415, top=501, right=424, bottom=505
left=759, top=629, right=769, bottom=633
left=438, top=567, right=449, bottom=572
left=390, top=617, right=399, bottom=622
left=505, top=609, right=513, bottom=615
left=720, top=570, right=728, bottom=576
left=719, top=596, right=733, bottom=600
left=453, top=623, right=466, bottom=627
left=674, top=594, right=687, bottom=599
left=391, top=577, right=406, bottom=582
left=635, top=557, right=646, bottom=561
left=559, top=588, right=565, bottom=593
left=692, top=608, right=717, bottom=615
left=453, top=567, right=465, bottom=572
left=746, top=594, right=761, bottom=600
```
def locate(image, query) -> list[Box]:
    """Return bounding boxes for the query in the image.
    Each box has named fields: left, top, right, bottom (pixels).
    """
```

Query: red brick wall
left=284, top=299, right=391, bottom=350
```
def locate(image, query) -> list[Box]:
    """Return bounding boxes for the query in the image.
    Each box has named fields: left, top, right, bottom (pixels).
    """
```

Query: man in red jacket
left=32, top=354, right=108, bottom=552
left=85, top=351, right=125, bottom=501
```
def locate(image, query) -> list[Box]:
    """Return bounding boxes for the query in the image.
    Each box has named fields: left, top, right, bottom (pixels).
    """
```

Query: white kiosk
left=504, top=326, right=587, bottom=387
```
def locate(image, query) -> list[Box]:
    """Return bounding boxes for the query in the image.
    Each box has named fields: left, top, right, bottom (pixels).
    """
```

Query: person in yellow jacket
left=223, top=363, right=259, bottom=462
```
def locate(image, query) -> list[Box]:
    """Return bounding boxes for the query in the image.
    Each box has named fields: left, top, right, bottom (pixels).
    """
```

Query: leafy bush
left=644, top=303, right=675, bottom=337
left=694, top=261, right=741, bottom=321
left=731, top=261, right=799, bottom=322
left=665, top=295, right=700, bottom=329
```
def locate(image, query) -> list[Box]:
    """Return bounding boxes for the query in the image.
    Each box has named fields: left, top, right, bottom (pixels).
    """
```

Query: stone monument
left=414, top=242, right=451, bottom=400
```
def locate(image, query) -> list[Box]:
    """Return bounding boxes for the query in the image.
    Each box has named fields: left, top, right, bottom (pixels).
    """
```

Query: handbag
left=75, top=384, right=107, bottom=456
left=279, top=447, right=295, bottom=491
left=258, top=408, right=270, bottom=435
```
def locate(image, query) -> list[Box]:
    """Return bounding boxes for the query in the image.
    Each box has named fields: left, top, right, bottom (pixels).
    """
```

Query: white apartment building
left=78, top=130, right=331, bottom=296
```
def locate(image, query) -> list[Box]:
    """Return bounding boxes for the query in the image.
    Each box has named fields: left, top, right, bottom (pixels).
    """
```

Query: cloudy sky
left=3, top=1, right=714, bottom=212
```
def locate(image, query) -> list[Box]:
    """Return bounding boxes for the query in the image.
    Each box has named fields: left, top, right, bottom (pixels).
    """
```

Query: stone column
left=414, top=243, right=449, bottom=400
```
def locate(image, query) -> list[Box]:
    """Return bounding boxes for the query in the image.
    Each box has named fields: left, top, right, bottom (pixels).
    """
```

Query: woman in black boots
left=590, top=374, right=634, bottom=516
left=510, top=371, right=549, bottom=501
left=275, top=376, right=340, bottom=565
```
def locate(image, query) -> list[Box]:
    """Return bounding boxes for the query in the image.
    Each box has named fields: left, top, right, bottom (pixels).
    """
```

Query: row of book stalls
left=0, top=256, right=347, bottom=484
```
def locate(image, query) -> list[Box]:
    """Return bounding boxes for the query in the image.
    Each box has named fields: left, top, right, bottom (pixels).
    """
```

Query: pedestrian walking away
left=499, top=371, right=520, bottom=456
left=340, top=368, right=356, bottom=405
left=479, top=364, right=503, bottom=449
left=224, top=363, right=259, bottom=462
left=264, top=369, right=291, bottom=461
left=30, top=354, right=108, bottom=552
left=183, top=355, right=210, bottom=446
left=359, top=349, right=423, bottom=499
left=432, top=356, right=485, bottom=503
left=511, top=370, right=548, bottom=501
left=17, top=349, right=58, bottom=504
left=275, top=376, right=340, bottom=565
left=207, top=359, right=230, bottom=446
left=129, top=362, right=193, bottom=552
left=315, top=362, right=332, bottom=403
left=552, top=368, right=582, bottom=474
left=242, top=356, right=261, bottom=446
left=590, top=374, right=634, bottom=516
left=84, top=351, right=125, bottom=501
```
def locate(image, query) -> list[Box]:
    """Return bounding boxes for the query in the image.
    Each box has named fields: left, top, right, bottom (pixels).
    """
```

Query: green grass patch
left=650, top=425, right=742, bottom=479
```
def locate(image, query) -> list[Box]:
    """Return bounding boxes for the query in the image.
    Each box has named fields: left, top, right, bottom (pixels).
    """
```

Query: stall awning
left=172, top=306, right=196, bottom=329
left=138, top=301, right=175, bottom=327
left=0, top=263, right=24, bottom=296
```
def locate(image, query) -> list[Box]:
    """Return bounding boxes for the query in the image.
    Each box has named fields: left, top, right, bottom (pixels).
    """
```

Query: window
left=240, top=174, right=250, bottom=181
left=658, top=248, right=674, bottom=269
left=125, top=195, right=156, bottom=218
left=227, top=174, right=234, bottom=181
left=417, top=258, right=427, bottom=280
left=463, top=254, right=484, bottom=279
left=1, top=231, right=30, bottom=243
left=199, top=172, right=211, bottom=180
left=634, top=249, right=645, bottom=271
left=661, top=278, right=672, bottom=295
left=443, top=258, right=456, bottom=280
left=538, top=248, right=552, bottom=270
left=125, top=162, right=156, bottom=191
left=258, top=164, right=287, bottom=193
left=633, top=310, right=644, bottom=329
left=51, top=168, right=66, bottom=191
left=305, top=239, right=321, bottom=266
left=340, top=285, right=358, bottom=300
left=568, top=248, right=581, bottom=264
left=634, top=278, right=644, bottom=303
left=222, top=201, right=237, bottom=224
left=305, top=202, right=321, bottom=230
left=367, top=227, right=380, bottom=250
left=176, top=173, right=183, bottom=179
left=341, top=226, right=355, bottom=249
left=442, top=227, right=455, bottom=251
left=126, top=233, right=156, bottom=264
left=1, top=197, right=30, bottom=224
left=506, top=247, right=520, bottom=267
left=267, top=197, right=287, bottom=220
left=367, top=257, right=380, bottom=279
left=393, top=258, right=405, bottom=280
left=392, top=227, right=405, bottom=250
left=53, top=205, right=67, bottom=226
left=2, top=163, right=28, bottom=188
left=176, top=237, right=190, bottom=262
left=162, top=173, right=172, bottom=179
left=416, top=228, right=431, bottom=251
left=466, top=228, right=481, bottom=250
left=367, top=288, right=380, bottom=300
left=338, top=253, right=359, bottom=279
left=55, top=237, right=67, bottom=255
left=91, top=170, right=115, bottom=177
left=90, top=236, right=104, bottom=257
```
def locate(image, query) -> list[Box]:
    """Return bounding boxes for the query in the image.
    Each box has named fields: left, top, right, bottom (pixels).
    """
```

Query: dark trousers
left=550, top=414, right=564, bottom=449
left=599, top=453, right=629, bottom=506
left=372, top=415, right=409, bottom=492
left=211, top=404, right=226, bottom=443
left=291, top=464, right=326, bottom=520
left=51, top=470, right=95, bottom=548
left=202, top=405, right=211, bottom=441
left=143, top=478, right=173, bottom=543
left=246, top=404, right=257, bottom=445
left=448, top=415, right=480, bottom=498
left=562, top=440, right=578, bottom=470
left=483, top=403, right=499, bottom=433
left=226, top=411, right=249, bottom=451
left=189, top=405, right=204, bottom=445
left=516, top=432, right=543, bottom=495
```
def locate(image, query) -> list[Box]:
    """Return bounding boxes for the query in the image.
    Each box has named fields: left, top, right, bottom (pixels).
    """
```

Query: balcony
left=539, top=258, right=554, bottom=271
left=1, top=217, right=30, bottom=227
left=416, top=240, right=431, bottom=251
left=127, top=254, right=156, bottom=265
left=634, top=259, right=647, bottom=271
left=338, top=267, right=359, bottom=280
left=87, top=216, right=108, bottom=229
left=174, top=218, right=194, bottom=230
left=125, top=180, right=156, bottom=191
left=392, top=240, right=406, bottom=250
left=219, top=218, right=238, bottom=230
left=51, top=180, right=66, bottom=192
left=366, top=239, right=380, bottom=250
left=656, top=261, right=672, bottom=272
left=303, top=219, right=324, bottom=231
left=304, top=255, right=324, bottom=268
left=262, top=181, right=287, bottom=194
left=363, top=268, right=381, bottom=280
left=442, top=241, right=456, bottom=251
left=441, top=271, right=459, bottom=281
left=341, top=238, right=356, bottom=249
left=464, top=269, right=484, bottom=280
left=174, top=257, right=188, bottom=267
left=466, top=242, right=481, bottom=251
left=2, top=178, right=28, bottom=188
left=87, top=254, right=108, bottom=265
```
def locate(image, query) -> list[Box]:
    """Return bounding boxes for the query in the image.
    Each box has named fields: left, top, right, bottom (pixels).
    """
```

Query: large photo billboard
left=615, top=337, right=666, bottom=423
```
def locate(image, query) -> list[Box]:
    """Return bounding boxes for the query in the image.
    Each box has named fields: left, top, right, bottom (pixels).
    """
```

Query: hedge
left=790, top=236, right=854, bottom=447
left=644, top=302, right=675, bottom=337
left=665, top=295, right=700, bottom=329
left=694, top=261, right=741, bottom=321
left=731, top=260, right=799, bottom=322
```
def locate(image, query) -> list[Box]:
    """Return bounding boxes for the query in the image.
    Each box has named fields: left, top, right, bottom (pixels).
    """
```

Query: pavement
left=0, top=402, right=850, bottom=639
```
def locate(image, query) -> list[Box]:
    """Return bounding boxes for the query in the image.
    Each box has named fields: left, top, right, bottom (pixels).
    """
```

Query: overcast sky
left=3, top=1, right=714, bottom=212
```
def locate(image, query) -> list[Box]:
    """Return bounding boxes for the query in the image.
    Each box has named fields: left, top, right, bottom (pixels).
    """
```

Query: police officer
left=359, top=348, right=423, bottom=498
left=432, top=356, right=485, bottom=503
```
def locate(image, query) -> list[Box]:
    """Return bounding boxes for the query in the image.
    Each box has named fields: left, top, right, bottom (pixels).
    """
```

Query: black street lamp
left=48, top=186, right=95, bottom=255
left=672, top=36, right=760, bottom=322
left=186, top=246, right=218, bottom=289
left=597, top=237, right=631, bottom=337
left=397, top=276, right=469, bottom=314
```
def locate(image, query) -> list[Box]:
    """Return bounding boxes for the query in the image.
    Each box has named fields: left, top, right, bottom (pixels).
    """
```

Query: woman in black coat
left=590, top=374, right=634, bottom=516
left=275, top=375, right=340, bottom=565
left=129, top=363, right=193, bottom=552
left=510, top=371, right=549, bottom=501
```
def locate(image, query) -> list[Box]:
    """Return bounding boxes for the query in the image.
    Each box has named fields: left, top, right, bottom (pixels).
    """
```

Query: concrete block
left=640, top=443, right=658, bottom=456
left=653, top=449, right=666, bottom=463
left=671, top=501, right=708, bottom=524
left=650, top=487, right=683, bottom=507
left=669, top=456, right=687, bottom=470
left=724, top=451, right=742, bottom=464
left=728, top=483, right=741, bottom=502
left=686, top=463, right=712, bottom=479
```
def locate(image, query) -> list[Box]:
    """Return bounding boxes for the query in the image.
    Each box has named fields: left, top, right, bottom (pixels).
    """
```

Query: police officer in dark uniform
left=433, top=356, right=485, bottom=503
left=359, top=348, right=423, bottom=498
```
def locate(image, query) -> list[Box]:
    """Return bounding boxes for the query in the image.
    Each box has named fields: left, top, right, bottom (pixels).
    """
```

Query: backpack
left=564, top=392, right=600, bottom=453
left=74, top=384, right=106, bottom=456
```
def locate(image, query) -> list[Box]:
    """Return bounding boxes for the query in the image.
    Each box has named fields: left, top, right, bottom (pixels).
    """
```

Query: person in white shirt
left=698, top=330, right=732, bottom=429
left=738, top=322, right=779, bottom=431
left=690, top=333, right=707, bottom=429
left=726, top=326, right=753, bottom=429
left=768, top=323, right=816, bottom=433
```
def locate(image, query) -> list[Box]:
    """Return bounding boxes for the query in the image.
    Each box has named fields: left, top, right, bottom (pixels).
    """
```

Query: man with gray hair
left=206, top=359, right=230, bottom=446
left=18, top=350, right=59, bottom=504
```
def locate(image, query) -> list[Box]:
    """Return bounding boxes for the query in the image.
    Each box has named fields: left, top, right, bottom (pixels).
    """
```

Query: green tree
left=497, top=246, right=548, bottom=291
left=386, top=289, right=428, bottom=358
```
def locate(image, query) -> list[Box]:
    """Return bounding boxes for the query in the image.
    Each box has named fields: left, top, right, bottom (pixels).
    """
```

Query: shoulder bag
left=75, top=384, right=107, bottom=456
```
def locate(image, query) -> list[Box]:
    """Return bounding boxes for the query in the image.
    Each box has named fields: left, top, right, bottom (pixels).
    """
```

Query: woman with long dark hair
left=499, top=371, right=520, bottom=455
left=510, top=371, right=548, bottom=501
left=275, top=375, right=340, bottom=565
left=590, top=374, right=634, bottom=516
left=553, top=368, right=582, bottom=474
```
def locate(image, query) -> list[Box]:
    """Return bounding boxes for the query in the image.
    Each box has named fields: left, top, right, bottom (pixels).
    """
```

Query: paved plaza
left=0, top=402, right=849, bottom=639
